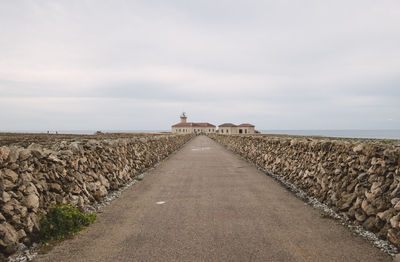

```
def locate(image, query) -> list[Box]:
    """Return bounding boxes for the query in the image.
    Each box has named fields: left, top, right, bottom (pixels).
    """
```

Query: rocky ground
left=0, top=132, right=170, bottom=147
left=256, top=133, right=400, bottom=145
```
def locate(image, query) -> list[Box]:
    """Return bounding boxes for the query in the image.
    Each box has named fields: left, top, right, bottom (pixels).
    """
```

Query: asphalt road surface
left=36, top=136, right=392, bottom=262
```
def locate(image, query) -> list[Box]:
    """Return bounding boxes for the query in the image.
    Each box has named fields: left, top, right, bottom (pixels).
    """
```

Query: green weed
left=39, top=204, right=96, bottom=242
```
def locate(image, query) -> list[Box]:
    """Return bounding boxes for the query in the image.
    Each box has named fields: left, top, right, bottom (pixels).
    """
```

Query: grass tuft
left=39, top=204, right=96, bottom=242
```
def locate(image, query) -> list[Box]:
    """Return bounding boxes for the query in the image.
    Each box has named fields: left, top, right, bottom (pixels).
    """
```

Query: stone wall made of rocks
left=0, top=134, right=193, bottom=256
left=209, top=134, right=400, bottom=248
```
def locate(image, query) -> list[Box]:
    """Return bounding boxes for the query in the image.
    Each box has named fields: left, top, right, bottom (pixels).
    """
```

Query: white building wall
left=219, top=126, right=236, bottom=135
left=172, top=126, right=216, bottom=134
left=219, top=126, right=255, bottom=135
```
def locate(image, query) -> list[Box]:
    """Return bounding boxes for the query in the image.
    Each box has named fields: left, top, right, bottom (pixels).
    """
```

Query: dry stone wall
left=209, top=134, right=400, bottom=248
left=0, top=134, right=193, bottom=256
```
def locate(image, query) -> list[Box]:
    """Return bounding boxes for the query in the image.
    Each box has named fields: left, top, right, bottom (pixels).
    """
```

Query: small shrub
left=39, top=204, right=97, bottom=242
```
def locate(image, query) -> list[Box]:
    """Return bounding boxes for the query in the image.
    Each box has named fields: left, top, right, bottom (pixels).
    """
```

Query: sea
left=260, top=130, right=400, bottom=140
left=2, top=129, right=400, bottom=140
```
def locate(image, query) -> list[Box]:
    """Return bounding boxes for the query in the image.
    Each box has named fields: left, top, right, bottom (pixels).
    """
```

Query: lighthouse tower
left=180, top=112, right=187, bottom=123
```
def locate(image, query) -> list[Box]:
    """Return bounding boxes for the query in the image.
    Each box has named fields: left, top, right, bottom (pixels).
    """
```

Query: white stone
left=24, top=194, right=39, bottom=210
left=353, top=144, right=364, bottom=153
left=2, top=191, right=11, bottom=203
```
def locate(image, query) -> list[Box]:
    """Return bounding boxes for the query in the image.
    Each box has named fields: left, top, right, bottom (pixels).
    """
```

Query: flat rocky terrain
left=0, top=132, right=169, bottom=147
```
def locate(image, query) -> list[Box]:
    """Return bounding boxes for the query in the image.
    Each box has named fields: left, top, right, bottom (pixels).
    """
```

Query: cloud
left=0, top=0, right=399, bottom=130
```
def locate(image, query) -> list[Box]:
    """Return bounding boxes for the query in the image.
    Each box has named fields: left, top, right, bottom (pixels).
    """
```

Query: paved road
left=36, top=136, right=392, bottom=262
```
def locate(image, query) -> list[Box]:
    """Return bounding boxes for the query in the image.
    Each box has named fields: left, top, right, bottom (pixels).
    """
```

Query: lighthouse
left=171, top=113, right=216, bottom=134
left=180, top=112, right=187, bottom=123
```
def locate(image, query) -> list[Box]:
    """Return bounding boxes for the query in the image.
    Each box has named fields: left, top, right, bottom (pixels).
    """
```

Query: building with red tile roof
left=238, top=123, right=255, bottom=127
left=218, top=123, right=237, bottom=127
left=218, top=122, right=255, bottom=135
left=171, top=113, right=216, bottom=134
left=171, top=113, right=255, bottom=135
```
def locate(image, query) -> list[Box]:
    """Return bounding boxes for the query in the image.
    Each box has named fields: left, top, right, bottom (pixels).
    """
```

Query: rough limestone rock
left=7, top=147, right=20, bottom=163
left=388, top=229, right=400, bottom=247
left=0, top=222, right=19, bottom=255
left=24, top=194, right=39, bottom=211
left=0, top=147, right=10, bottom=161
left=3, top=169, right=18, bottom=183
left=1, top=192, right=11, bottom=203
left=0, top=133, right=193, bottom=257
left=209, top=134, right=400, bottom=248
left=18, top=149, right=32, bottom=161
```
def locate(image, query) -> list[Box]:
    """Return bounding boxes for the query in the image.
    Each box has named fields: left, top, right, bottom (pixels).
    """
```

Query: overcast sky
left=1, top=0, right=399, bottom=131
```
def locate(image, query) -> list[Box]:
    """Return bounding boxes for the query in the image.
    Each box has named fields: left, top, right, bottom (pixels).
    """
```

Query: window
left=239, top=129, right=243, bottom=134
left=221, top=129, right=224, bottom=133
left=227, top=129, right=229, bottom=133
left=245, top=129, right=247, bottom=134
